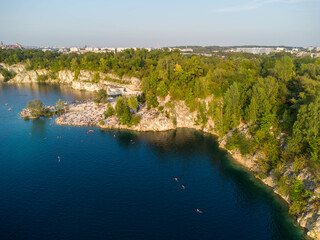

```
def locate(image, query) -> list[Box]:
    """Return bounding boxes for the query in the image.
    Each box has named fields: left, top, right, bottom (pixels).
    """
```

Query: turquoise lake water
left=0, top=83, right=307, bottom=239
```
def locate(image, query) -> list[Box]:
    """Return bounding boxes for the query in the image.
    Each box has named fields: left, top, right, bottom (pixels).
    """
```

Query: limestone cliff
left=0, top=63, right=141, bottom=95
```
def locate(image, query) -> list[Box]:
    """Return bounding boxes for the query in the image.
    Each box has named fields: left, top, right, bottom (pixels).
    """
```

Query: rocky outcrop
left=0, top=63, right=48, bottom=83
left=99, top=98, right=204, bottom=132
left=0, top=63, right=142, bottom=95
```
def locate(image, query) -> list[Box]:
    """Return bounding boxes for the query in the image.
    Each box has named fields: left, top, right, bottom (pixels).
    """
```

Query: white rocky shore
left=0, top=63, right=141, bottom=96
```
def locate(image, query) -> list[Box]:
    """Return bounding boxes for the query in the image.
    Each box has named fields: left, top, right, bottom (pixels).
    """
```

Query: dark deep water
left=0, top=83, right=307, bottom=239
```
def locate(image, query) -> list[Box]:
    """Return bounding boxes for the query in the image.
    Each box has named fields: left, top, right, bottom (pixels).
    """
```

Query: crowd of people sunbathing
left=56, top=100, right=107, bottom=126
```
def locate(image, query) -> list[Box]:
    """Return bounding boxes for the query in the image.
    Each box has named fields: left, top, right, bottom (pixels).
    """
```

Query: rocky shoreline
left=0, top=63, right=142, bottom=95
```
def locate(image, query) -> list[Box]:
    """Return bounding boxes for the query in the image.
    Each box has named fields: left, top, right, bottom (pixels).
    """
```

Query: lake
left=0, top=83, right=306, bottom=239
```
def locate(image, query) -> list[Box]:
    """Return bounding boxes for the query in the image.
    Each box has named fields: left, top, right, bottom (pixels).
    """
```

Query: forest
left=1, top=48, right=320, bottom=214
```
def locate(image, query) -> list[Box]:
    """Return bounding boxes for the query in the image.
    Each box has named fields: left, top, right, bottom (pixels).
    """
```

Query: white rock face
left=58, top=70, right=74, bottom=83
left=0, top=63, right=142, bottom=94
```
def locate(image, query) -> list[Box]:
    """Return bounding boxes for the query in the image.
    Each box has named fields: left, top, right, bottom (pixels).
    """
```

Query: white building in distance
left=101, top=48, right=116, bottom=53
left=236, top=47, right=273, bottom=55
left=70, top=47, right=80, bottom=52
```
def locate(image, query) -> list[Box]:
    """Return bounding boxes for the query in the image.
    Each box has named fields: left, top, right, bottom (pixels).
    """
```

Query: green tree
left=56, top=99, right=65, bottom=114
left=146, top=91, right=159, bottom=109
left=104, top=103, right=115, bottom=118
left=128, top=96, right=139, bottom=112
left=157, top=81, right=168, bottom=97
left=93, top=72, right=100, bottom=83
left=27, top=99, right=45, bottom=118
left=292, top=99, right=320, bottom=160
left=223, top=82, right=241, bottom=131
left=273, top=56, right=295, bottom=82
left=115, top=96, right=132, bottom=125
left=93, top=89, right=108, bottom=104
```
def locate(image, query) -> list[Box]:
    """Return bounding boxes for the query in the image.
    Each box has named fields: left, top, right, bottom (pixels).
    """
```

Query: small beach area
left=56, top=100, right=107, bottom=126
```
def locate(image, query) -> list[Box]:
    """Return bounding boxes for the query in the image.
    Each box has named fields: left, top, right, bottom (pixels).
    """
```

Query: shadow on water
left=106, top=128, right=308, bottom=239
left=31, top=118, right=48, bottom=136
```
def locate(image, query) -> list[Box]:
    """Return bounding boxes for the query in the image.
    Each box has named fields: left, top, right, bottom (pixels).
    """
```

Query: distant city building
left=307, top=46, right=314, bottom=51
left=70, top=47, right=80, bottom=52
left=316, top=47, right=320, bottom=52
left=101, top=48, right=116, bottom=53
left=168, top=47, right=194, bottom=53
left=236, top=47, right=272, bottom=54
left=1, top=41, right=22, bottom=50
left=179, top=48, right=193, bottom=53
left=116, top=47, right=131, bottom=53
left=58, top=48, right=68, bottom=53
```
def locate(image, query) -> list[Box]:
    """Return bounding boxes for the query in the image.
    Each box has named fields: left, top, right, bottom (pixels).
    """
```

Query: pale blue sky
left=0, top=0, right=319, bottom=47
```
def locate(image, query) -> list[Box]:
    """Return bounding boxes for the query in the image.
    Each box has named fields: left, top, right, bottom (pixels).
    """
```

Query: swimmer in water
left=196, top=209, right=203, bottom=214
left=181, top=184, right=185, bottom=189
left=173, top=177, right=178, bottom=182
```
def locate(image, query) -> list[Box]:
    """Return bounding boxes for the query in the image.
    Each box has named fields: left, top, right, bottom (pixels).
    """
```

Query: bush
left=128, top=96, right=139, bottom=112
left=93, top=72, right=100, bottom=83
left=49, top=71, right=57, bottom=79
left=225, top=130, right=254, bottom=156
left=56, top=99, right=65, bottom=114
left=94, top=89, right=108, bottom=104
left=277, top=176, right=291, bottom=196
left=1, top=68, right=16, bottom=82
left=27, top=99, right=45, bottom=118
left=99, top=120, right=105, bottom=125
left=115, top=97, right=132, bottom=125
left=132, top=115, right=141, bottom=126
left=137, top=93, right=146, bottom=104
left=104, top=103, right=115, bottom=118
left=289, top=178, right=311, bottom=216
left=173, top=117, right=177, bottom=126
left=37, top=74, right=49, bottom=82
left=293, top=155, right=307, bottom=173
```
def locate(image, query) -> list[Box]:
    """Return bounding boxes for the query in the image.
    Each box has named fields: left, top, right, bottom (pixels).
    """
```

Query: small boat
left=88, top=130, right=94, bottom=133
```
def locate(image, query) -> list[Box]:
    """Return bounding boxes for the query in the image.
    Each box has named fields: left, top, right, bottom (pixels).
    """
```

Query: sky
left=0, top=0, right=319, bottom=47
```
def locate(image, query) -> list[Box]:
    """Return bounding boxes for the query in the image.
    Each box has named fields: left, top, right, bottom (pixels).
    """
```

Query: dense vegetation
left=2, top=48, right=320, bottom=216
left=103, top=96, right=140, bottom=126
left=25, top=99, right=66, bottom=118
left=0, top=65, right=16, bottom=82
